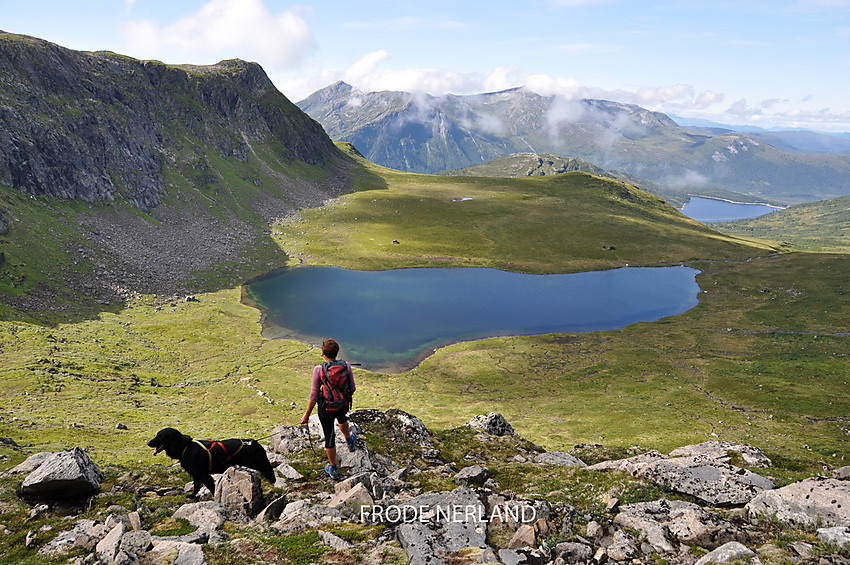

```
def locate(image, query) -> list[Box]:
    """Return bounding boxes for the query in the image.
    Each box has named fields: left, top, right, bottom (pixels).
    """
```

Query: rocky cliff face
left=0, top=32, right=354, bottom=317
left=0, top=32, right=337, bottom=211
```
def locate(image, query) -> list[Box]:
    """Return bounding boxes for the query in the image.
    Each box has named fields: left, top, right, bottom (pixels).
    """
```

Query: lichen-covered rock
left=694, top=541, right=761, bottom=565
left=817, top=527, right=850, bottom=549
left=215, top=466, right=264, bottom=521
left=467, top=412, right=515, bottom=436
left=393, top=486, right=488, bottom=565
left=615, top=499, right=746, bottom=552
left=670, top=441, right=772, bottom=468
left=269, top=424, right=311, bottom=454
left=746, top=477, right=850, bottom=527
left=533, top=451, right=586, bottom=467
left=172, top=501, right=227, bottom=531
left=590, top=452, right=774, bottom=505
left=20, top=447, right=103, bottom=498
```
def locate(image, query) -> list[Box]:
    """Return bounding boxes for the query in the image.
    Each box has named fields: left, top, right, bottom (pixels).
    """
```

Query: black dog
left=148, top=427, right=276, bottom=498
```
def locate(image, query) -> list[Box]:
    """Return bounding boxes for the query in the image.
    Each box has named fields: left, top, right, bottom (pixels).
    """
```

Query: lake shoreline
left=680, top=194, right=786, bottom=210
left=244, top=265, right=701, bottom=372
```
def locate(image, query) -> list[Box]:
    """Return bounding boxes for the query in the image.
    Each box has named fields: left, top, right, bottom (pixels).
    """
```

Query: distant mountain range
left=298, top=82, right=850, bottom=205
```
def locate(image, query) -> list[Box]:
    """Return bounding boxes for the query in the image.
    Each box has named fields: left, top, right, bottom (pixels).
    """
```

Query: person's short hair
left=322, top=338, right=340, bottom=359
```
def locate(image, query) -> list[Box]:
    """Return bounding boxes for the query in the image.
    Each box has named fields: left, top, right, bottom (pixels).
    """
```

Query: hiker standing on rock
left=300, top=338, right=358, bottom=480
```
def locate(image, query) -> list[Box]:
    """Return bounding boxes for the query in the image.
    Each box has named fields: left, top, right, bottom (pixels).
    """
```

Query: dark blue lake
left=245, top=266, right=701, bottom=372
left=680, top=196, right=782, bottom=222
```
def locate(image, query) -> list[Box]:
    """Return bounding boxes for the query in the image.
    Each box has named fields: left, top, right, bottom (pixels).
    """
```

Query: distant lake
left=245, top=266, right=701, bottom=372
left=680, top=195, right=782, bottom=222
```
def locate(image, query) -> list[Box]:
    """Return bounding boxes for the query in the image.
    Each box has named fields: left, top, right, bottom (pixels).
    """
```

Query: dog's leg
left=259, top=460, right=276, bottom=484
left=202, top=474, right=216, bottom=497
left=189, top=477, right=203, bottom=500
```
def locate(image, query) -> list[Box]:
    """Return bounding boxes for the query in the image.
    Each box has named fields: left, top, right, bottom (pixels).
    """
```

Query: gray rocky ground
left=3, top=411, right=850, bottom=565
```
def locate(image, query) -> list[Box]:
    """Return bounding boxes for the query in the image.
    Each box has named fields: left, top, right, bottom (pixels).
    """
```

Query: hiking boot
left=325, top=463, right=339, bottom=481
left=346, top=430, right=358, bottom=452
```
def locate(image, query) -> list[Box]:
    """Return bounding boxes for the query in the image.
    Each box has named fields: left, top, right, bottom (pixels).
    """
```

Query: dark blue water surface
left=245, top=266, right=700, bottom=371
left=680, top=196, right=781, bottom=222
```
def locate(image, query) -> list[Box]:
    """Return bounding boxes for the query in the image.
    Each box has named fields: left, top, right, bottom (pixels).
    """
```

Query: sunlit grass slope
left=713, top=194, right=850, bottom=253
left=1, top=150, right=846, bottom=480
left=274, top=145, right=773, bottom=273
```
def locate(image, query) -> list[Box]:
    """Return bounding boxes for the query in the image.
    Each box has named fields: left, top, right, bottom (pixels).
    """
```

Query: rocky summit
left=4, top=410, right=849, bottom=565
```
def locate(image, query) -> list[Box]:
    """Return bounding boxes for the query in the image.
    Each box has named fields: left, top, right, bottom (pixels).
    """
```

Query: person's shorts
left=317, top=407, right=348, bottom=448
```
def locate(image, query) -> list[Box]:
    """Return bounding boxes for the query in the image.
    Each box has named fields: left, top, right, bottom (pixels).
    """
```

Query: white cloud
left=481, top=66, right=522, bottom=93
left=343, top=50, right=390, bottom=84
left=664, top=170, right=710, bottom=190
left=122, top=0, right=313, bottom=67
left=270, top=51, right=850, bottom=132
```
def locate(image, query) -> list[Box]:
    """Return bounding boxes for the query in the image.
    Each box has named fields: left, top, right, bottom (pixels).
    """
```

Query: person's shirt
left=309, top=360, right=356, bottom=403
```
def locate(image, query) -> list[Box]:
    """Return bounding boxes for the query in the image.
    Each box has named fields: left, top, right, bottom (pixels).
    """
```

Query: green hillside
left=436, top=153, right=610, bottom=178
left=0, top=32, right=358, bottom=322
left=5, top=144, right=848, bottom=475
left=276, top=144, right=771, bottom=274
left=713, top=194, right=850, bottom=253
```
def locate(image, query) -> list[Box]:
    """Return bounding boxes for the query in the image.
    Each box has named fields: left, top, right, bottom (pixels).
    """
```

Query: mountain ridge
left=298, top=82, right=850, bottom=205
left=0, top=32, right=358, bottom=319
left=0, top=31, right=339, bottom=210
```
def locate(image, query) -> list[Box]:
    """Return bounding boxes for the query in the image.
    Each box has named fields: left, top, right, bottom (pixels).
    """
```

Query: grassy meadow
left=1, top=150, right=848, bottom=484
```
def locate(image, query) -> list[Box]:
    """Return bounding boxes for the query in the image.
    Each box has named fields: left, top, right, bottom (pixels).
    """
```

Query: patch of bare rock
left=4, top=411, right=850, bottom=565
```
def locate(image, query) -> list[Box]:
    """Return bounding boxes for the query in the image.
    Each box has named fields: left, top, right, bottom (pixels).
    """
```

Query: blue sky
left=3, top=0, right=850, bottom=132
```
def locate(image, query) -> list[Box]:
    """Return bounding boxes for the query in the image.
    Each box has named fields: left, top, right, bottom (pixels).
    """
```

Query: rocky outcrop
left=20, top=447, right=103, bottom=498
left=393, top=486, right=488, bottom=565
left=588, top=450, right=775, bottom=505
left=614, top=499, right=746, bottom=552
left=9, top=413, right=850, bottom=565
left=467, top=412, right=515, bottom=436
left=669, top=441, right=772, bottom=468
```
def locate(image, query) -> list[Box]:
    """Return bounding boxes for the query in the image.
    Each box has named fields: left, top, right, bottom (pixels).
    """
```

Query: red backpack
left=318, top=360, right=353, bottom=411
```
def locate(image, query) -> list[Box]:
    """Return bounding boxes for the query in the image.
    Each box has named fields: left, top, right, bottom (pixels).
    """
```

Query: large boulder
left=694, top=541, right=761, bottom=565
left=467, top=412, right=515, bottom=436
left=20, top=447, right=104, bottom=498
left=269, top=424, right=311, bottom=454
left=589, top=452, right=774, bottom=505
left=172, top=501, right=227, bottom=531
left=215, top=466, right=265, bottom=521
left=745, top=477, right=850, bottom=527
left=533, top=451, right=586, bottom=468
left=349, top=408, right=434, bottom=448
